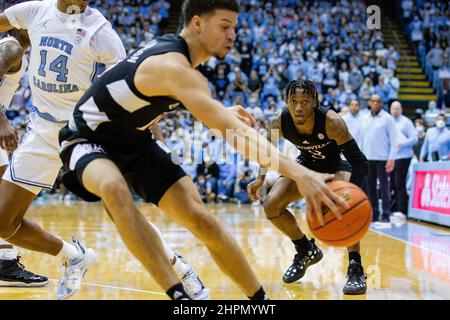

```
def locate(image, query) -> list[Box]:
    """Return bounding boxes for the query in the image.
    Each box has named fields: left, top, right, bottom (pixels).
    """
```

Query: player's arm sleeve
left=4, top=1, right=41, bottom=29
left=90, top=22, right=126, bottom=68
left=339, top=139, right=368, bottom=187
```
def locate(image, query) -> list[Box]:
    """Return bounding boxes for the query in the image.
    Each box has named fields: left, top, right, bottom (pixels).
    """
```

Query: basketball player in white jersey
left=0, top=29, right=49, bottom=287
left=0, top=0, right=209, bottom=300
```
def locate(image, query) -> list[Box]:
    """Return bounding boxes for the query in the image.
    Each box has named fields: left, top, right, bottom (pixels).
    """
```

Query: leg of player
left=262, top=176, right=323, bottom=283
left=82, top=158, right=190, bottom=300
left=158, top=176, right=268, bottom=300
left=0, top=180, right=96, bottom=298
left=333, top=171, right=367, bottom=295
left=0, top=164, right=49, bottom=287
left=103, top=203, right=210, bottom=300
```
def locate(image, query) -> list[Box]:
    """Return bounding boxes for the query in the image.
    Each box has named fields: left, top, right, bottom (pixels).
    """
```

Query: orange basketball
left=307, top=181, right=372, bottom=247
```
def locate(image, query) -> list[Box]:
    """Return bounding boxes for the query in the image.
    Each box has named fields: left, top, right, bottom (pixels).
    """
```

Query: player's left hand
left=228, top=105, right=256, bottom=126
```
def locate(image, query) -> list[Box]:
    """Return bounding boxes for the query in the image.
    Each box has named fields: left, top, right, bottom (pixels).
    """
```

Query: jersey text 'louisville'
left=280, top=106, right=342, bottom=166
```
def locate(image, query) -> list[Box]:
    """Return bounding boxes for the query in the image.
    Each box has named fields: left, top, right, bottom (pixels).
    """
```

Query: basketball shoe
left=0, top=255, right=48, bottom=287
left=343, top=260, right=367, bottom=295
left=177, top=254, right=210, bottom=300
left=283, top=238, right=323, bottom=283
left=57, top=237, right=96, bottom=300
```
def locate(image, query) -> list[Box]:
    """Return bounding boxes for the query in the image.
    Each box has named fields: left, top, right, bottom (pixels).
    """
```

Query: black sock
left=349, top=252, right=362, bottom=265
left=248, top=287, right=269, bottom=300
left=166, top=283, right=190, bottom=300
left=292, top=235, right=310, bottom=254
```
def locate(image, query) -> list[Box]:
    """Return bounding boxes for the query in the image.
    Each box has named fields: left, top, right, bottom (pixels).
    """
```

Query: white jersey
left=0, top=37, right=27, bottom=109
left=5, top=0, right=126, bottom=121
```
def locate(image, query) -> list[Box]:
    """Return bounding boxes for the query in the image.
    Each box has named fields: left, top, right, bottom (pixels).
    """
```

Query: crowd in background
left=400, top=0, right=450, bottom=108
left=0, top=0, right=449, bottom=217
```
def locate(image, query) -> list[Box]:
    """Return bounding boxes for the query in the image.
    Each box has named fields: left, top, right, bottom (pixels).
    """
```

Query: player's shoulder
left=325, top=107, right=348, bottom=135
left=0, top=37, right=24, bottom=63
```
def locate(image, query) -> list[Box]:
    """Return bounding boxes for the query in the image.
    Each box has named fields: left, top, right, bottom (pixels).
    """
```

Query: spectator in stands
left=427, top=42, right=444, bottom=71
left=359, top=77, right=376, bottom=110
left=234, top=171, right=254, bottom=204
left=361, top=95, right=398, bottom=222
left=213, top=66, right=230, bottom=104
left=390, top=101, right=418, bottom=216
left=420, top=113, right=450, bottom=161
left=375, top=75, right=391, bottom=109
left=413, top=118, right=427, bottom=160
left=248, top=70, right=262, bottom=95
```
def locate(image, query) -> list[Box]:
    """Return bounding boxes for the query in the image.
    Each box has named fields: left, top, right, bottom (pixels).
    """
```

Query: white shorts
left=3, top=112, right=65, bottom=195
left=0, top=148, right=8, bottom=167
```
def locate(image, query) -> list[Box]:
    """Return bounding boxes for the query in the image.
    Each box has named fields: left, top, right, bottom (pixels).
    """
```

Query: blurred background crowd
left=0, top=0, right=449, bottom=220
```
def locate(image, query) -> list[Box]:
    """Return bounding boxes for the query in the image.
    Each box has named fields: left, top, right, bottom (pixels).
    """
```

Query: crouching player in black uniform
left=248, top=80, right=369, bottom=295
left=58, top=1, right=348, bottom=300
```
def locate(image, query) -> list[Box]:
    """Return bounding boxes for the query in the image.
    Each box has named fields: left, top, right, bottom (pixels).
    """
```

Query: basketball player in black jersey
left=248, top=80, right=369, bottom=295
left=58, top=0, right=348, bottom=300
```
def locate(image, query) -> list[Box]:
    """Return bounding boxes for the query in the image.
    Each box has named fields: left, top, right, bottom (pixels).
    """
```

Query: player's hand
left=0, top=115, right=18, bottom=152
left=385, top=159, right=395, bottom=173
left=247, top=177, right=264, bottom=201
left=228, top=105, right=256, bottom=126
left=294, top=171, right=349, bottom=226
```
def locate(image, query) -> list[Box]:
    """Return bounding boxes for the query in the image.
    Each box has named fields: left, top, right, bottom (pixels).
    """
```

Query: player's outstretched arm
left=247, top=114, right=282, bottom=201
left=134, top=54, right=348, bottom=224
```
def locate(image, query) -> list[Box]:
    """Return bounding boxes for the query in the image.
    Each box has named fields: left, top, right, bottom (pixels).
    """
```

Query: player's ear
left=191, top=15, right=202, bottom=34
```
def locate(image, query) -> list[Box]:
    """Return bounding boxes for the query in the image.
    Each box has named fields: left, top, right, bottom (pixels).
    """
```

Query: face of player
left=198, top=9, right=237, bottom=60
left=59, top=0, right=90, bottom=13
left=287, top=88, right=316, bottom=126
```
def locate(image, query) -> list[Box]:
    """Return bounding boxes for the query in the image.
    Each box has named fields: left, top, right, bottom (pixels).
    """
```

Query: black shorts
left=60, top=140, right=187, bottom=205
left=296, top=156, right=352, bottom=174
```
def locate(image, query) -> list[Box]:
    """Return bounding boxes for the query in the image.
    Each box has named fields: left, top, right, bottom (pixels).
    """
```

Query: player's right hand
left=294, top=171, right=349, bottom=226
left=247, top=178, right=264, bottom=201
left=0, top=117, right=18, bottom=152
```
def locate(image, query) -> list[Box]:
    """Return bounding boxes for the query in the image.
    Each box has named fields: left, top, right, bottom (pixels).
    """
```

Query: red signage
left=412, top=169, right=450, bottom=215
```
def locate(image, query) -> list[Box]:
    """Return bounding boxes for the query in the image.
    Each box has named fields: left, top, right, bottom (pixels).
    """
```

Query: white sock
left=0, top=238, right=17, bottom=260
left=0, top=237, right=13, bottom=247
left=56, top=240, right=78, bottom=260
left=148, top=222, right=188, bottom=276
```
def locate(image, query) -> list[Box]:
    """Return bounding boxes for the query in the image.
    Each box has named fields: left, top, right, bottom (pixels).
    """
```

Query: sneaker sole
left=282, top=250, right=324, bottom=284
left=0, top=280, right=49, bottom=287
left=343, top=288, right=367, bottom=295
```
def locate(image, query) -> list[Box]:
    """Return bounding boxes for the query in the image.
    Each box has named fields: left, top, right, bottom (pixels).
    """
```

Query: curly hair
left=284, top=79, right=319, bottom=108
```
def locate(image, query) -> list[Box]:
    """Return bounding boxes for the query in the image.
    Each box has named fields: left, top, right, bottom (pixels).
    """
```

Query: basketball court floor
left=1, top=200, right=449, bottom=300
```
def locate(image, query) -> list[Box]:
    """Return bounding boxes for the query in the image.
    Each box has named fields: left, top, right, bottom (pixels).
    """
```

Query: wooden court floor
left=0, top=201, right=449, bottom=300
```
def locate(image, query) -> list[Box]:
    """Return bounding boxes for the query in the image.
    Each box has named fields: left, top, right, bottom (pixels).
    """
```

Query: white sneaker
left=177, top=255, right=210, bottom=300
left=57, top=237, right=96, bottom=300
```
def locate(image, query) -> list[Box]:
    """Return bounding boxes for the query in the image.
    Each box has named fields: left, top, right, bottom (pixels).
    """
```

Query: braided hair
left=284, top=80, right=319, bottom=108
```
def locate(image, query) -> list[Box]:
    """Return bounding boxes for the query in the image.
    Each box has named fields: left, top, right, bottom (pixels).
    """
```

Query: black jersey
left=280, top=106, right=348, bottom=172
left=63, top=34, right=190, bottom=152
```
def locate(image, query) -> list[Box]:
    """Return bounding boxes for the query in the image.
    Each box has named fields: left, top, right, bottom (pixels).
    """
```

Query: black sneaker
left=282, top=238, right=323, bottom=283
left=0, top=256, right=48, bottom=287
left=343, top=261, right=367, bottom=295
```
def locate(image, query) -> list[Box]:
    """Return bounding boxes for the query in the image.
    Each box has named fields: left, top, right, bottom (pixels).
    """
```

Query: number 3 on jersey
left=38, top=50, right=69, bottom=82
